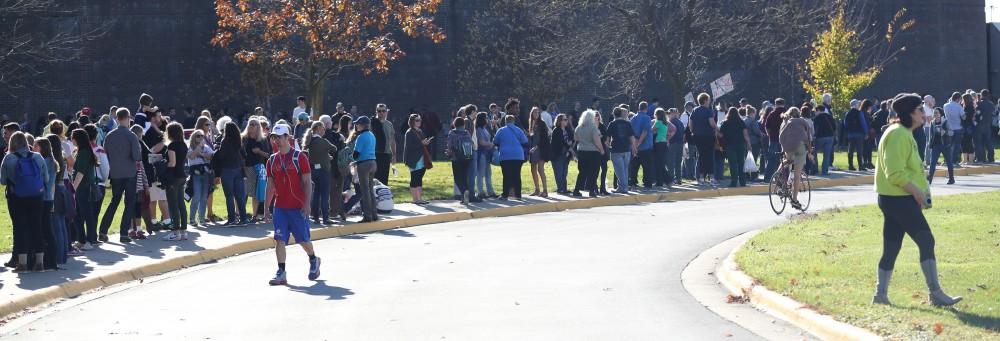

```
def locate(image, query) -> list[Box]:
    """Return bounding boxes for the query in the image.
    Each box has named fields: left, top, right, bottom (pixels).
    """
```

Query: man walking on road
left=264, top=124, right=321, bottom=286
left=99, top=108, right=141, bottom=243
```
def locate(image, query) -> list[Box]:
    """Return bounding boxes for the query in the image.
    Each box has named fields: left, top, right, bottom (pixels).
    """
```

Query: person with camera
left=871, top=93, right=962, bottom=307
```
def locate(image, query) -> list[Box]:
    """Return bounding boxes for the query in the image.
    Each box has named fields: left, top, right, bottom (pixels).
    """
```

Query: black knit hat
left=891, top=93, right=922, bottom=116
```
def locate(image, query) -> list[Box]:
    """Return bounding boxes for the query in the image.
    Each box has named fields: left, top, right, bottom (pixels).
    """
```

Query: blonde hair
left=242, top=118, right=265, bottom=142
left=188, top=129, right=206, bottom=149
left=783, top=107, right=802, bottom=120
left=577, top=109, right=597, bottom=129
left=303, top=121, right=325, bottom=147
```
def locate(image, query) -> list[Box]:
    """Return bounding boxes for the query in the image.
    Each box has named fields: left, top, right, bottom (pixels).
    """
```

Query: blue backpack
left=12, top=153, right=44, bottom=198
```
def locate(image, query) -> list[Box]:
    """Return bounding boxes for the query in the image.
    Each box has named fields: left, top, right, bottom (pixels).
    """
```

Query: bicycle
left=768, top=156, right=811, bottom=215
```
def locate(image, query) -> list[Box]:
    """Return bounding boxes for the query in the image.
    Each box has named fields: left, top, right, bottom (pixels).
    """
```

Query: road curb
left=6, top=165, right=999, bottom=321
left=716, top=234, right=882, bottom=341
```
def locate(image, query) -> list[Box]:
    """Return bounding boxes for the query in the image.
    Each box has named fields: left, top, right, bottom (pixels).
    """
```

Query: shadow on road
left=287, top=281, right=355, bottom=300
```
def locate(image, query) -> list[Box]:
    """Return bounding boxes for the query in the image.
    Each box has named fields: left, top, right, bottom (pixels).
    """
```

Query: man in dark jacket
left=99, top=108, right=142, bottom=243
left=762, top=98, right=787, bottom=181
left=975, top=89, right=996, bottom=163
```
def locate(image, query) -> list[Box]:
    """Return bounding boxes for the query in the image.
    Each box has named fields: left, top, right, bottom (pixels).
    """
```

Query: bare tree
left=0, top=0, right=108, bottom=94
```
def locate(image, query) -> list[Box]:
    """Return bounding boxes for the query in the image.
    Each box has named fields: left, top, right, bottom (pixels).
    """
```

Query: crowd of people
left=2, top=88, right=997, bottom=277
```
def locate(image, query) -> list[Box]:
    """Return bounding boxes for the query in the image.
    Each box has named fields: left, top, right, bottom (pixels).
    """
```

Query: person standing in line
left=680, top=102, right=698, bottom=180
left=667, top=108, right=685, bottom=185
left=243, top=118, right=271, bottom=223
left=162, top=122, right=189, bottom=241
left=926, top=107, right=955, bottom=184
left=974, top=90, right=995, bottom=163
left=596, top=113, right=611, bottom=195
left=83, top=124, right=109, bottom=239
left=527, top=107, right=550, bottom=197
left=98, top=108, right=141, bottom=243
left=142, top=109, right=170, bottom=230
left=720, top=107, right=751, bottom=187
left=960, top=93, right=976, bottom=165
left=942, top=92, right=965, bottom=166
left=373, top=104, right=396, bottom=185
left=128, top=125, right=153, bottom=238
left=691, top=93, right=721, bottom=186
left=45, top=134, right=71, bottom=263
left=292, top=96, right=309, bottom=125
left=351, top=117, right=379, bottom=222
left=304, top=121, right=336, bottom=225
left=1, top=132, right=48, bottom=271
left=651, top=108, right=672, bottom=187
left=742, top=106, right=763, bottom=182
left=763, top=99, right=787, bottom=181
left=607, top=107, right=637, bottom=194
left=843, top=99, right=868, bottom=171
left=404, top=113, right=433, bottom=205
left=573, top=110, right=605, bottom=197
left=70, top=129, right=99, bottom=249
left=628, top=102, right=654, bottom=190
left=263, top=124, right=321, bottom=286
left=330, top=116, right=351, bottom=221
left=550, top=113, right=575, bottom=195
left=217, top=122, right=249, bottom=226
left=446, top=117, right=475, bottom=204
left=871, top=93, right=962, bottom=307
left=540, top=103, right=555, bottom=131
left=860, top=99, right=876, bottom=169
left=921, top=96, right=936, bottom=163
left=187, top=130, right=214, bottom=227
left=474, top=112, right=497, bottom=199
left=459, top=105, right=480, bottom=202
left=813, top=105, right=838, bottom=175
left=492, top=114, right=528, bottom=200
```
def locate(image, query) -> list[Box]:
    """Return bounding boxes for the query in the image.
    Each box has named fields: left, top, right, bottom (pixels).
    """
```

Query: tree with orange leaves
left=212, top=0, right=447, bottom=115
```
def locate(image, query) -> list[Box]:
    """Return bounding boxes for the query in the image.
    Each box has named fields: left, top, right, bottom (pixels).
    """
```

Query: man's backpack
left=11, top=153, right=44, bottom=198
left=269, top=150, right=304, bottom=175
left=453, top=133, right=473, bottom=160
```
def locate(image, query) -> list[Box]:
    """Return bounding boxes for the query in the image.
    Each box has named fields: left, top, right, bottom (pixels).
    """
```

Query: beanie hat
left=891, top=93, right=922, bottom=116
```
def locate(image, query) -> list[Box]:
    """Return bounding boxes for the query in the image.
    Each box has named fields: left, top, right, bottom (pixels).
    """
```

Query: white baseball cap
left=270, top=124, right=291, bottom=137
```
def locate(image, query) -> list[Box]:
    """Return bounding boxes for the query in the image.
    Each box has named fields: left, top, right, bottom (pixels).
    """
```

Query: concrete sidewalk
left=0, top=166, right=988, bottom=321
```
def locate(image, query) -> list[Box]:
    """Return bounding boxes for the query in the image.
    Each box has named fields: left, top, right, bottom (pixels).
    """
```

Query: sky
left=989, top=0, right=1000, bottom=22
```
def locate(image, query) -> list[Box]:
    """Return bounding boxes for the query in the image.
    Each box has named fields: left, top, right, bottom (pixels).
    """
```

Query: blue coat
left=492, top=123, right=528, bottom=161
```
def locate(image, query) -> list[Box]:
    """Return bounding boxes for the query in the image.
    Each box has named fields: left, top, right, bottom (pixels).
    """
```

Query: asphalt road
left=6, top=174, right=1000, bottom=341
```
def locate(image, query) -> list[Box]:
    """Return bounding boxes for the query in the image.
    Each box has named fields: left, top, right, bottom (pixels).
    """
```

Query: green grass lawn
left=736, top=191, right=1000, bottom=339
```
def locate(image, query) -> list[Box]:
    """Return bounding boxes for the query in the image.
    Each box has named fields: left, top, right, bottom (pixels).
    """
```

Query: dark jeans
left=693, top=135, right=716, bottom=179
left=815, top=137, right=835, bottom=175
left=877, top=195, right=936, bottom=271
left=950, top=130, right=964, bottom=164
left=99, top=177, right=136, bottom=237
left=713, top=150, right=725, bottom=181
left=452, top=159, right=472, bottom=196
left=629, top=149, right=654, bottom=187
left=928, top=144, right=954, bottom=182
left=552, top=154, right=569, bottom=193
left=575, top=151, right=600, bottom=194
left=863, top=138, right=875, bottom=166
left=653, top=142, right=669, bottom=186
left=220, top=167, right=247, bottom=222
left=311, top=169, right=330, bottom=221
left=726, top=147, right=746, bottom=186
left=913, top=128, right=927, bottom=162
left=9, top=195, right=43, bottom=255
left=74, top=184, right=98, bottom=243
left=597, top=153, right=609, bottom=192
left=165, top=177, right=187, bottom=230
left=375, top=153, right=391, bottom=185
left=763, top=143, right=781, bottom=182
left=667, top=143, right=683, bottom=183
left=500, top=160, right=523, bottom=198
left=847, top=137, right=864, bottom=168
left=974, top=128, right=994, bottom=162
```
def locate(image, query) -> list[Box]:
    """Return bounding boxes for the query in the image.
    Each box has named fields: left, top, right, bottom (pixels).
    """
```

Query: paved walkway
left=0, top=168, right=921, bottom=318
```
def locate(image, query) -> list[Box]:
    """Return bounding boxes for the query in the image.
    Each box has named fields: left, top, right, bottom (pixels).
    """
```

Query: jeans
left=99, top=177, right=136, bottom=237
left=500, top=160, right=523, bottom=198
left=610, top=152, right=631, bottom=193
left=974, top=128, right=994, bottom=162
left=476, top=151, right=496, bottom=196
left=74, top=184, right=98, bottom=243
left=913, top=128, right=927, bottom=162
left=220, top=167, right=247, bottom=222
left=653, top=142, right=669, bottom=186
left=667, top=143, right=683, bottom=183
left=311, top=169, right=330, bottom=221
left=713, top=150, right=725, bottom=181
left=356, top=160, right=378, bottom=220
left=950, top=129, right=964, bottom=164
left=189, top=173, right=212, bottom=223
left=928, top=145, right=954, bottom=182
left=552, top=153, right=569, bottom=193
left=763, top=143, right=782, bottom=182
left=726, top=147, right=746, bottom=186
left=815, top=137, right=835, bottom=175
left=682, top=143, right=698, bottom=179
left=467, top=152, right=478, bottom=196
left=165, top=177, right=187, bottom=230
left=847, top=136, right=864, bottom=168
left=452, top=159, right=472, bottom=197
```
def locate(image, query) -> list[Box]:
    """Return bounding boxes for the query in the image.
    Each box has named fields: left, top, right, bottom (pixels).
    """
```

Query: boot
left=947, top=170, right=955, bottom=185
left=921, top=259, right=963, bottom=307
left=872, top=268, right=893, bottom=305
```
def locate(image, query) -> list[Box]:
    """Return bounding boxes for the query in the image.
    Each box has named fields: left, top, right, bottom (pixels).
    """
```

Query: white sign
left=710, top=73, right=735, bottom=99
left=684, top=92, right=695, bottom=104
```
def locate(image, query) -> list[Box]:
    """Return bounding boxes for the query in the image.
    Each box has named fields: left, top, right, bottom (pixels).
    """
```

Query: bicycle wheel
left=769, top=175, right=787, bottom=215
left=798, top=172, right=812, bottom=212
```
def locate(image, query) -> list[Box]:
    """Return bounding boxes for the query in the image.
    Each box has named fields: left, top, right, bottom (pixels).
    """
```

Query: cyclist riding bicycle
left=778, top=107, right=814, bottom=210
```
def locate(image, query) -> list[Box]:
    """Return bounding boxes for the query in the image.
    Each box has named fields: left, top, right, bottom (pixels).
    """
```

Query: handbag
left=744, top=150, right=759, bottom=173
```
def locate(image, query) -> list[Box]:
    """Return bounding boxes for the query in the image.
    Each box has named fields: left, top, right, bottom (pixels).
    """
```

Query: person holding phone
left=403, top=114, right=432, bottom=205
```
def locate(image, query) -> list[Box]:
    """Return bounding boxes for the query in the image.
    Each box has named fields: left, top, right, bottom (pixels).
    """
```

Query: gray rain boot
left=872, top=268, right=892, bottom=305
left=921, top=259, right=963, bottom=307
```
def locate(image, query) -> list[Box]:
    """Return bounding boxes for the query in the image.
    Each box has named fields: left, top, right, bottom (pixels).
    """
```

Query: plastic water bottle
left=392, top=166, right=398, bottom=177
left=924, top=188, right=932, bottom=209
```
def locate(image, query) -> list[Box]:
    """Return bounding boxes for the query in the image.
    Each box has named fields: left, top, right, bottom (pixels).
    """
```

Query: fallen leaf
left=933, top=323, right=944, bottom=335
left=789, top=278, right=798, bottom=286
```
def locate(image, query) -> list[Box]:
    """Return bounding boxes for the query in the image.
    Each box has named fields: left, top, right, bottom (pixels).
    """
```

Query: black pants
left=9, top=195, right=44, bottom=255
left=410, top=168, right=426, bottom=188
left=99, top=177, right=136, bottom=237
left=629, top=149, right=655, bottom=187
left=877, top=195, right=936, bottom=271
left=575, top=150, right=600, bottom=194
left=451, top=159, right=471, bottom=195
left=375, top=153, right=392, bottom=184
left=165, top=178, right=188, bottom=231
left=847, top=137, right=864, bottom=168
left=74, top=184, right=97, bottom=244
left=597, top=153, right=608, bottom=192
left=42, top=201, right=57, bottom=269
left=694, top=135, right=716, bottom=178
left=653, top=142, right=669, bottom=186
left=500, top=160, right=523, bottom=198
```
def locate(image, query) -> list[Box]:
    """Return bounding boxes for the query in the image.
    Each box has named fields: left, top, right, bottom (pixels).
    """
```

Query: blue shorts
left=273, top=208, right=311, bottom=244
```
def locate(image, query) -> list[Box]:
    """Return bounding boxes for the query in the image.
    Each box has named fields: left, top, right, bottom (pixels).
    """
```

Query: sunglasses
left=377, top=110, right=388, bottom=113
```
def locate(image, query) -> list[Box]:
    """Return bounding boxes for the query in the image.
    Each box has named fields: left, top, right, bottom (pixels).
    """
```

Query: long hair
left=196, top=116, right=212, bottom=133
left=221, top=121, right=241, bottom=151
left=338, top=115, right=351, bottom=135
left=528, top=107, right=542, bottom=136
left=47, top=119, right=66, bottom=138
left=725, top=107, right=740, bottom=122
left=242, top=118, right=265, bottom=142
left=189, top=129, right=206, bottom=150
left=70, top=129, right=94, bottom=164
left=654, top=108, right=668, bottom=123
left=577, top=109, right=597, bottom=129
left=45, top=134, right=64, bottom=180
left=475, top=112, right=488, bottom=129
left=408, top=114, right=421, bottom=129
left=303, top=121, right=324, bottom=147
left=166, top=122, right=184, bottom=144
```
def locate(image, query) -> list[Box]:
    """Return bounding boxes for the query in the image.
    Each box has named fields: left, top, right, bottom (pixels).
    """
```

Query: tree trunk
left=308, top=79, right=325, bottom=119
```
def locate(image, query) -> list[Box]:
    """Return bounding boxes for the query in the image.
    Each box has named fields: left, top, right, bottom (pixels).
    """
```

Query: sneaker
left=269, top=270, right=287, bottom=286
left=98, top=234, right=109, bottom=243
left=308, top=257, right=322, bottom=281
left=180, top=231, right=189, bottom=240
left=135, top=230, right=148, bottom=240
left=162, top=231, right=182, bottom=241
left=120, top=236, right=132, bottom=244
left=67, top=248, right=84, bottom=257
left=81, top=243, right=94, bottom=251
